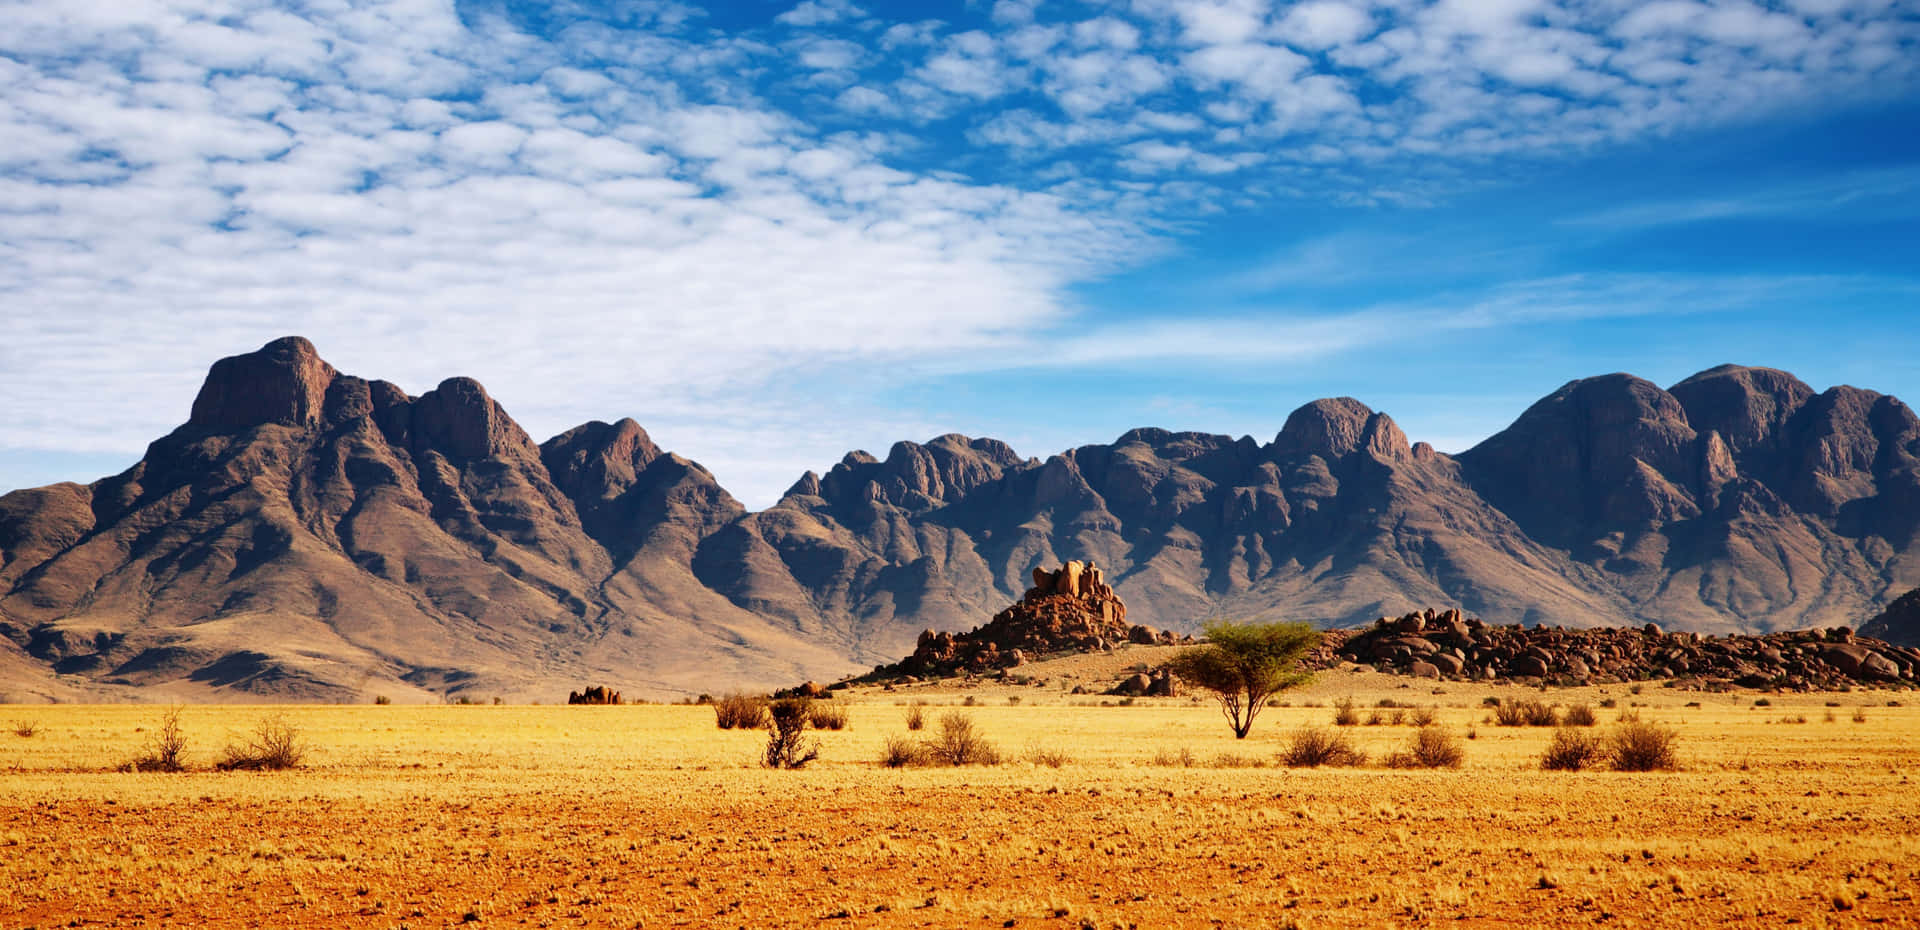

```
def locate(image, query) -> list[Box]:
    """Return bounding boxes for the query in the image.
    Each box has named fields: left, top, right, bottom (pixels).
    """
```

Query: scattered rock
left=1312, top=607, right=1919, bottom=690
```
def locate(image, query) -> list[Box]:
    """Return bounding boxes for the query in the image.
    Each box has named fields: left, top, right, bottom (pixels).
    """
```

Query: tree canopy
left=1166, top=619, right=1320, bottom=739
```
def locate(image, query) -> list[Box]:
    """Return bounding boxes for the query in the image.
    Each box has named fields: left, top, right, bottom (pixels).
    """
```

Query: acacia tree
left=1167, top=620, right=1320, bottom=739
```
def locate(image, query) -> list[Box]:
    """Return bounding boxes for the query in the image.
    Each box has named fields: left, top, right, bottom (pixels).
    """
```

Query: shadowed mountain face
left=2, top=343, right=1917, bottom=702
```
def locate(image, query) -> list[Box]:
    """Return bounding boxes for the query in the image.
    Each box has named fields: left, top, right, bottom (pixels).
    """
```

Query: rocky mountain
left=2, top=341, right=1916, bottom=702
left=1862, top=587, right=1920, bottom=646
left=0, top=338, right=850, bottom=703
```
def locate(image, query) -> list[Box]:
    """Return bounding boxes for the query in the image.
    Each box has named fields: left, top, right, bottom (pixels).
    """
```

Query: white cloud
left=1276, top=1, right=1373, bottom=49
left=4, top=0, right=1920, bottom=505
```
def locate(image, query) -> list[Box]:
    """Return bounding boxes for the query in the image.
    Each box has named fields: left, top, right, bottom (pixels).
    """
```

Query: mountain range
left=2, top=337, right=1916, bottom=702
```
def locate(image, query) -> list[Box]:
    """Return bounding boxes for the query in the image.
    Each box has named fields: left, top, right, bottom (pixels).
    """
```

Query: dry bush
left=1495, top=699, right=1560, bottom=727
left=713, top=693, right=768, bottom=730
left=904, top=702, right=926, bottom=731
left=1385, top=725, right=1464, bottom=769
left=1851, top=708, right=1868, bottom=723
left=216, top=715, right=306, bottom=771
left=1540, top=726, right=1603, bottom=771
left=925, top=712, right=1000, bottom=766
left=1364, top=711, right=1385, bottom=726
left=129, top=706, right=188, bottom=772
left=1208, top=753, right=1266, bottom=768
left=762, top=699, right=819, bottom=769
left=12, top=720, right=37, bottom=737
left=1280, top=727, right=1365, bottom=768
left=1332, top=698, right=1359, bottom=727
left=1150, top=747, right=1197, bottom=767
left=373, top=695, right=391, bottom=705
left=1523, top=701, right=1561, bottom=727
left=1608, top=720, right=1679, bottom=772
left=1409, top=706, right=1438, bottom=727
left=807, top=702, right=849, bottom=731
left=1562, top=704, right=1598, bottom=727
left=1026, top=747, right=1071, bottom=768
left=879, top=735, right=926, bottom=768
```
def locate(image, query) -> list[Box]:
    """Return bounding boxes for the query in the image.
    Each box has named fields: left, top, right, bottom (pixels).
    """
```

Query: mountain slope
left=2, top=342, right=1916, bottom=701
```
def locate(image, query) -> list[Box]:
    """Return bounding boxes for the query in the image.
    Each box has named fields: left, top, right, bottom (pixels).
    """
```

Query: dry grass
left=713, top=693, right=767, bottom=730
left=1384, top=725, right=1465, bottom=769
left=1541, top=726, right=1604, bottom=771
left=214, top=715, right=307, bottom=771
left=1280, top=727, right=1366, bottom=768
left=3, top=670, right=1918, bottom=928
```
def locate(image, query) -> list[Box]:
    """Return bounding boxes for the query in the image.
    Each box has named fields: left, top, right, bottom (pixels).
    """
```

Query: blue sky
left=1, top=0, right=1916, bottom=508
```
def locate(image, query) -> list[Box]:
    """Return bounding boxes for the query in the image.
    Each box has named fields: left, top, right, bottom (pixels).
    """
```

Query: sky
left=1, top=0, right=1916, bottom=509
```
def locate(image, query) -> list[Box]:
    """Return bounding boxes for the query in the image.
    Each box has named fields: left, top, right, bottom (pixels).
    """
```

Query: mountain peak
left=1272, top=397, right=1407, bottom=461
left=1670, top=364, right=1814, bottom=455
left=188, top=336, right=338, bottom=432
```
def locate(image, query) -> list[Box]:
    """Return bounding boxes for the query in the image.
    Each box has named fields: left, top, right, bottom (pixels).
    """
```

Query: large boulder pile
left=567, top=685, right=622, bottom=704
left=1318, top=608, right=1920, bottom=690
left=879, top=560, right=1182, bottom=679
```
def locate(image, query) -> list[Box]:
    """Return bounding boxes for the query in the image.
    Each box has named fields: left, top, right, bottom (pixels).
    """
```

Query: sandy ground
left=3, top=661, right=1917, bottom=928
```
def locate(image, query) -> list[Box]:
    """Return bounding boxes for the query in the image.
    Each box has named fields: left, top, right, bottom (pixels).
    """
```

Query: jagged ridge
left=2, top=339, right=1917, bottom=702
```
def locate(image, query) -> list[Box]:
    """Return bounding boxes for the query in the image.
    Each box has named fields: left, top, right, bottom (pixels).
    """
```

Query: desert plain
left=3, top=657, right=1917, bottom=930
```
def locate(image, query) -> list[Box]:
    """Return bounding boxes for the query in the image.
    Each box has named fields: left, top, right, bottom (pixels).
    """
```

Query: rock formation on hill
left=875, top=560, right=1180, bottom=679
left=1, top=341, right=1917, bottom=702
left=1319, top=608, right=1919, bottom=691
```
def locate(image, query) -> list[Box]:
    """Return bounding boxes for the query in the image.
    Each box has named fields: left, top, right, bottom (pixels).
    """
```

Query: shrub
left=1562, top=704, right=1597, bottom=726
left=1280, top=727, right=1365, bottom=768
left=904, top=702, right=926, bottom=731
left=1363, top=711, right=1384, bottom=726
left=1026, top=747, right=1070, bottom=768
left=1495, top=699, right=1559, bottom=727
left=216, top=715, right=306, bottom=771
left=1752, top=698, right=1771, bottom=707
left=1150, top=747, right=1197, bottom=767
left=1598, top=697, right=1617, bottom=708
left=1385, top=725, right=1463, bottom=769
left=925, top=712, right=1000, bottom=766
left=714, top=693, right=768, bottom=730
left=1540, top=726, right=1603, bottom=771
left=1607, top=720, right=1679, bottom=772
left=373, top=695, right=391, bottom=706
left=1332, top=698, right=1359, bottom=727
left=1409, top=706, right=1438, bottom=727
left=12, top=720, right=38, bottom=738
left=130, top=707, right=189, bottom=772
left=762, top=698, right=819, bottom=769
left=1852, top=708, right=1868, bottom=723
left=807, top=702, right=849, bottom=731
left=879, top=735, right=925, bottom=768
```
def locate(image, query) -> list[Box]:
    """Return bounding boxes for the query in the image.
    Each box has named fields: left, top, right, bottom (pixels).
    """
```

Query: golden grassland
left=3, top=666, right=1918, bottom=929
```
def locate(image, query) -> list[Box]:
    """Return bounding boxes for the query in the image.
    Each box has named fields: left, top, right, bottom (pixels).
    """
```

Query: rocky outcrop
left=567, top=685, right=622, bottom=705
left=873, top=561, right=1180, bottom=679
left=1320, top=608, right=1920, bottom=691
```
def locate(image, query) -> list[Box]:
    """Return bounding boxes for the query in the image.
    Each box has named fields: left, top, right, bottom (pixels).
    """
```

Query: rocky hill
left=872, top=560, right=1182, bottom=680
left=1862, top=587, right=1920, bottom=646
left=1321, top=608, right=1917, bottom=690
left=2, top=340, right=1916, bottom=702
